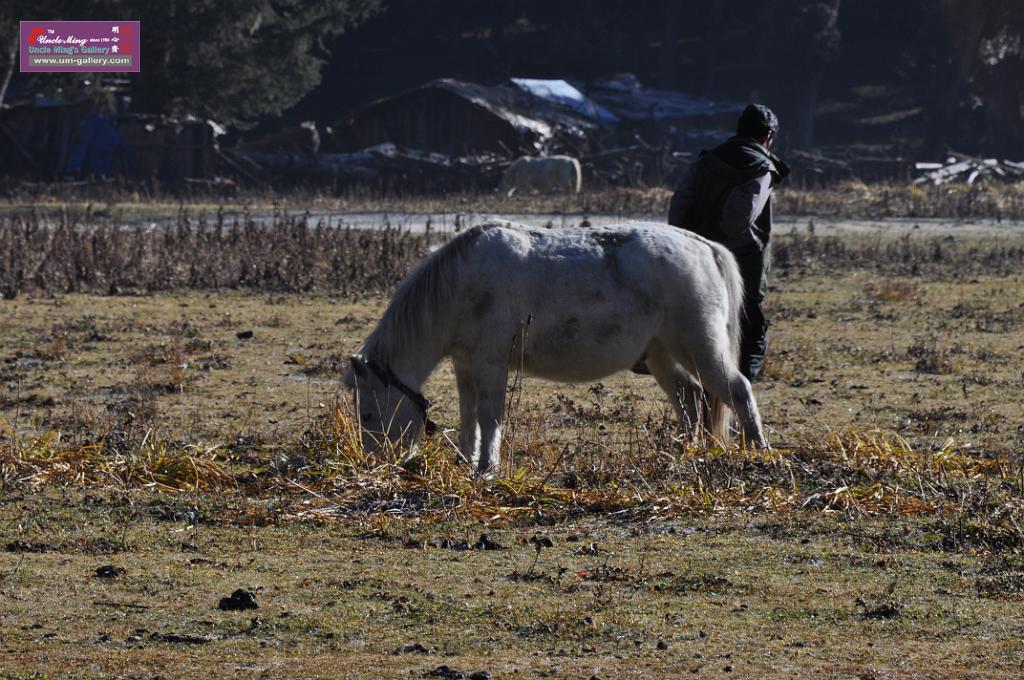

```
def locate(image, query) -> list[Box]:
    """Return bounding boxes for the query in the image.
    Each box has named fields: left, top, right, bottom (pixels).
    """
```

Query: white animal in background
left=500, top=155, right=582, bottom=195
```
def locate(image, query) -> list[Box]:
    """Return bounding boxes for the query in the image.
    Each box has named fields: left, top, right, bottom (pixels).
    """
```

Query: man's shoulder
left=695, top=147, right=770, bottom=184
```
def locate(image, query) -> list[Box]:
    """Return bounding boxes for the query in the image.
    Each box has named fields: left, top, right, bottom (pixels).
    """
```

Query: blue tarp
left=65, top=113, right=129, bottom=178
left=510, top=78, right=619, bottom=125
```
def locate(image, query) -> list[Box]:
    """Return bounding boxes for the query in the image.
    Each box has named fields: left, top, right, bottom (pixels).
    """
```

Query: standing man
left=668, top=104, right=790, bottom=381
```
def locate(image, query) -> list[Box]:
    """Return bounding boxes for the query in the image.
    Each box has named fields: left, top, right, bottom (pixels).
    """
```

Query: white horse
left=500, top=156, right=582, bottom=195
left=344, top=221, right=766, bottom=477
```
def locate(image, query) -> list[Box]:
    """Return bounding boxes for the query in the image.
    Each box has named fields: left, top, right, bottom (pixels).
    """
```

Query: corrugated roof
left=510, top=78, right=619, bottom=125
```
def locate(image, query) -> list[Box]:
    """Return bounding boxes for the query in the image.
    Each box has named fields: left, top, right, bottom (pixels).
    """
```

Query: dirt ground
left=1, top=220, right=1024, bottom=678
left=2, top=502, right=1023, bottom=679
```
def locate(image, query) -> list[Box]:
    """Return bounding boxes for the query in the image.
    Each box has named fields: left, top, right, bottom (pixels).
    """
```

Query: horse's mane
left=361, top=225, right=488, bottom=363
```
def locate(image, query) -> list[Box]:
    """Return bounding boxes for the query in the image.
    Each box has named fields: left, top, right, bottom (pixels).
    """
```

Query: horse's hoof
left=474, top=466, right=498, bottom=481
left=630, top=354, right=651, bottom=375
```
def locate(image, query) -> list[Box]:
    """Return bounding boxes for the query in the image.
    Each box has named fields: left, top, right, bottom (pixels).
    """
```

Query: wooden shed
left=335, top=78, right=596, bottom=157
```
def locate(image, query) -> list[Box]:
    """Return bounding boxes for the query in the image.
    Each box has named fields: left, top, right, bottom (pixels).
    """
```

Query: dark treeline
left=294, top=0, right=1023, bottom=157
left=2, top=1, right=1022, bottom=157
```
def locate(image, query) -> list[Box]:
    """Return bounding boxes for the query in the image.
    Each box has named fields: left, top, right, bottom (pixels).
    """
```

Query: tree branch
left=0, top=32, right=17, bottom=112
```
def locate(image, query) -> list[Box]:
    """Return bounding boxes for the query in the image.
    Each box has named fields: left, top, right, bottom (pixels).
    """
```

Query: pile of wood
left=914, top=155, right=1024, bottom=185
left=580, top=146, right=690, bottom=187
left=222, top=142, right=507, bottom=192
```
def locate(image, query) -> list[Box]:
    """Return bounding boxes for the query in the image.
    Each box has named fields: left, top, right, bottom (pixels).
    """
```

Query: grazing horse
left=344, top=221, right=766, bottom=477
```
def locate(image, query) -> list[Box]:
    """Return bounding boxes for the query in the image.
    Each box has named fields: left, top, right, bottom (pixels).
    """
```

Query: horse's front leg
left=473, top=360, right=509, bottom=479
left=452, top=359, right=479, bottom=467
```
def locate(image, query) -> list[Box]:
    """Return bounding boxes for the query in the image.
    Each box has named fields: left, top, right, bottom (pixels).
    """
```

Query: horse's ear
left=345, top=355, right=369, bottom=386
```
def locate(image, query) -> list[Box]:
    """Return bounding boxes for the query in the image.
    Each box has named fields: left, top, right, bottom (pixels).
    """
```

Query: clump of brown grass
left=0, top=418, right=231, bottom=491
left=864, top=281, right=920, bottom=303
left=3, top=401, right=1022, bottom=552
left=906, top=339, right=959, bottom=374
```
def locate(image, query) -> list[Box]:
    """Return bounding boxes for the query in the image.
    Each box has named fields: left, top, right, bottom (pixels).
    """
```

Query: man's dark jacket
left=667, top=136, right=789, bottom=379
left=668, top=136, right=789, bottom=258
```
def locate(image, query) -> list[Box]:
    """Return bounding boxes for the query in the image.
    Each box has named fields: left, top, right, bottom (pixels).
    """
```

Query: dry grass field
left=2, top=205, right=1024, bottom=678
left=6, top=176, right=1024, bottom=222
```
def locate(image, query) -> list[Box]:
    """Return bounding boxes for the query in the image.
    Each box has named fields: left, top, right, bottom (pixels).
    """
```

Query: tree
left=0, top=27, right=17, bottom=112
left=942, top=0, right=1024, bottom=156
left=0, top=0, right=79, bottom=111
left=125, top=0, right=381, bottom=126
left=2, top=0, right=381, bottom=127
left=763, top=0, right=842, bottom=150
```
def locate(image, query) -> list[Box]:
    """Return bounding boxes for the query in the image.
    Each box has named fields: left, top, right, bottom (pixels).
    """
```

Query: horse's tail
left=707, top=242, right=744, bottom=445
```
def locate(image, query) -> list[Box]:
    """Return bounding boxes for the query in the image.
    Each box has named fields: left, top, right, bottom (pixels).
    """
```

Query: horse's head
left=343, top=355, right=430, bottom=453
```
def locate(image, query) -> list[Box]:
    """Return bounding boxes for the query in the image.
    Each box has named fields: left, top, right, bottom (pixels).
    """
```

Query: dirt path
left=249, top=210, right=1024, bottom=239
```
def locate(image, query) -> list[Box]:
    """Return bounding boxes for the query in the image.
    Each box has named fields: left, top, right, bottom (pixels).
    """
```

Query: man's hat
left=737, top=104, right=780, bottom=139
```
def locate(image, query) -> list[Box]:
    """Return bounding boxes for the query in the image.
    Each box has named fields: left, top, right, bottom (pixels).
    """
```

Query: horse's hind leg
left=452, top=358, right=480, bottom=467
left=667, top=333, right=767, bottom=448
left=680, top=382, right=712, bottom=443
left=697, top=364, right=766, bottom=448
left=645, top=343, right=703, bottom=441
left=725, top=372, right=766, bottom=448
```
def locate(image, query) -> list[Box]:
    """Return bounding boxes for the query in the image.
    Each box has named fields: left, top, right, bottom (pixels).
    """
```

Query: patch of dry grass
left=0, top=418, right=231, bottom=492
left=0, top=208, right=441, bottom=299
left=772, top=226, right=1024, bottom=279
left=4, top=398, right=1022, bottom=559
left=776, top=180, right=1024, bottom=220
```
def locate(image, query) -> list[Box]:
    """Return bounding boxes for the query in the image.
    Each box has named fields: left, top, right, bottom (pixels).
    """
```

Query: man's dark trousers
left=736, top=248, right=769, bottom=381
